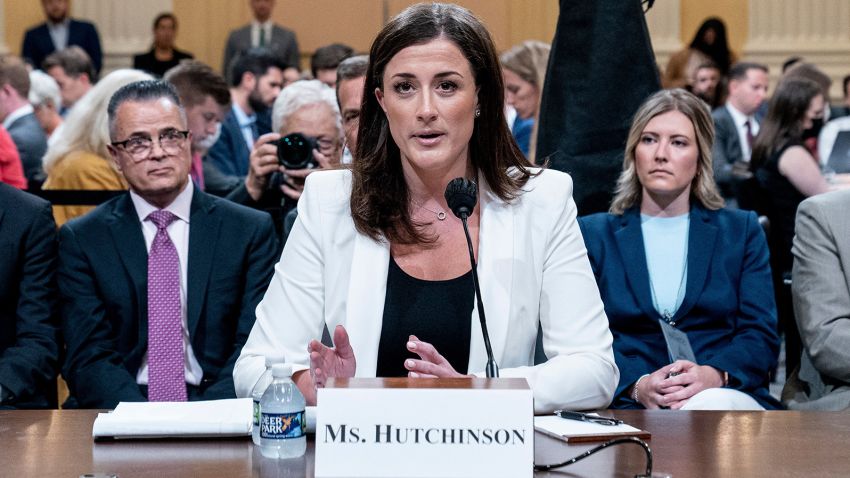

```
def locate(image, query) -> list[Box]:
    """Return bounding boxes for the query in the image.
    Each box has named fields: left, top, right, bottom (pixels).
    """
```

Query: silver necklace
left=647, top=216, right=689, bottom=325
left=412, top=201, right=447, bottom=221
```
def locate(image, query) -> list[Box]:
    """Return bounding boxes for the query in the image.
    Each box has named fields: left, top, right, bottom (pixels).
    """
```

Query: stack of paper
left=92, top=398, right=253, bottom=439
left=534, top=415, right=650, bottom=443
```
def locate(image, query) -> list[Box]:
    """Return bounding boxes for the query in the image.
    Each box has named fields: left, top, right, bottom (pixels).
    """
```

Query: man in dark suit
left=0, top=184, right=60, bottom=409
left=711, top=62, right=769, bottom=207
left=0, top=55, right=49, bottom=187
left=205, top=49, right=283, bottom=184
left=21, top=0, right=103, bottom=75
left=58, top=80, right=278, bottom=409
left=222, top=0, right=299, bottom=82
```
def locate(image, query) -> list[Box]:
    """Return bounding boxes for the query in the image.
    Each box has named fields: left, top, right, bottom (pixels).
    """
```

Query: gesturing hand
left=404, top=335, right=469, bottom=378
left=308, top=325, right=357, bottom=389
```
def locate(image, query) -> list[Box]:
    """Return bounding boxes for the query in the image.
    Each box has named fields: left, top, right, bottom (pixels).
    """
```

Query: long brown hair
left=351, top=3, right=532, bottom=244
left=610, top=88, right=723, bottom=214
left=750, top=78, right=822, bottom=172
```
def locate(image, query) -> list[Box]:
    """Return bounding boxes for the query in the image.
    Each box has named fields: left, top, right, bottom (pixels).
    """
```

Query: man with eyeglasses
left=57, top=80, right=278, bottom=408
left=227, top=79, right=342, bottom=245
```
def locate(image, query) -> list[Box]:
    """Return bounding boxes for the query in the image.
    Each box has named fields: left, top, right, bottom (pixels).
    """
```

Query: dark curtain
left=536, top=0, right=661, bottom=215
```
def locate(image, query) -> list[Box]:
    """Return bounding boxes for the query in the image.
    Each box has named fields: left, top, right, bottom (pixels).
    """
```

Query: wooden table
left=2, top=409, right=848, bottom=477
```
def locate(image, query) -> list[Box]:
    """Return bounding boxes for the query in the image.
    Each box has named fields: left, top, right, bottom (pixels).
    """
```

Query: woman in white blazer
left=234, top=3, right=617, bottom=414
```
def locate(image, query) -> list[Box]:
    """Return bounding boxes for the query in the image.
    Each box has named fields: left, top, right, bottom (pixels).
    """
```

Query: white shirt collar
left=725, top=103, right=753, bottom=127
left=231, top=102, right=255, bottom=127
left=2, top=104, right=34, bottom=129
left=130, top=179, right=194, bottom=225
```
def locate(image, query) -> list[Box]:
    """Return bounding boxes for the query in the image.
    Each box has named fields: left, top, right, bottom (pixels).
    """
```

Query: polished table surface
left=2, top=409, right=849, bottom=477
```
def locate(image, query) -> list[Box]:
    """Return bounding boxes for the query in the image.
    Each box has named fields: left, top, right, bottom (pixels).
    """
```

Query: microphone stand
left=459, top=210, right=499, bottom=378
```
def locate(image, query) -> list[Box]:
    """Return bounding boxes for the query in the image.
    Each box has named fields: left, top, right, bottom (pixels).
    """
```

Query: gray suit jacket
left=711, top=106, right=746, bottom=200
left=783, top=189, right=850, bottom=410
left=7, top=113, right=48, bottom=184
left=222, top=24, right=299, bottom=79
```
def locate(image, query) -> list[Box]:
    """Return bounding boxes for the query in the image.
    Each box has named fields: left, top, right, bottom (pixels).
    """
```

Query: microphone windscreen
left=444, top=178, right=477, bottom=218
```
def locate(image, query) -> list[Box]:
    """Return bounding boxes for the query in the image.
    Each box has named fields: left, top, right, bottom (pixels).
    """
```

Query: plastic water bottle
left=259, top=363, right=306, bottom=459
left=251, top=356, right=282, bottom=446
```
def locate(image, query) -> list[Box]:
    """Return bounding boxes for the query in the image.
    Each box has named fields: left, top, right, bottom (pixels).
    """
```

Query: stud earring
left=474, top=107, right=481, bottom=118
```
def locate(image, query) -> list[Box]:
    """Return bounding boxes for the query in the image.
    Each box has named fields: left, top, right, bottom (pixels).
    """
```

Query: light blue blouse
left=641, top=213, right=690, bottom=319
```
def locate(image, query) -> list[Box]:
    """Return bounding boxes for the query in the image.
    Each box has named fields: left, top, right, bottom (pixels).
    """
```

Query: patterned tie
left=146, top=210, right=187, bottom=402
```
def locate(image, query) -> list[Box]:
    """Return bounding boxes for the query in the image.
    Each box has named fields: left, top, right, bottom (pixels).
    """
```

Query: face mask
left=802, top=117, right=824, bottom=140
left=194, top=123, right=222, bottom=152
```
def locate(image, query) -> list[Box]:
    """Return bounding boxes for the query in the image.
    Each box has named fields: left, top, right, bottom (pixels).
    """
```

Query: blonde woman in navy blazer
left=234, top=4, right=618, bottom=414
left=579, top=89, right=780, bottom=410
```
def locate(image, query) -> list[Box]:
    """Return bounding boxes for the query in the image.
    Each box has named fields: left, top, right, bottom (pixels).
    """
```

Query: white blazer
left=234, top=168, right=618, bottom=413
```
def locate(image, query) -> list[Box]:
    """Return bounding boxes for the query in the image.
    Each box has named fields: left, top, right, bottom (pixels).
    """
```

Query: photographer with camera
left=227, top=79, right=342, bottom=244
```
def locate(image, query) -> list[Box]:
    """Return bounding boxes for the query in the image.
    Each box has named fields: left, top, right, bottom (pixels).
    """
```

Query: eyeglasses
left=111, top=130, right=189, bottom=161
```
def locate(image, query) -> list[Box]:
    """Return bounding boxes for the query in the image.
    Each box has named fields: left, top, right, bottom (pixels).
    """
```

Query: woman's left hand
left=403, top=335, right=470, bottom=378
left=657, top=360, right=725, bottom=409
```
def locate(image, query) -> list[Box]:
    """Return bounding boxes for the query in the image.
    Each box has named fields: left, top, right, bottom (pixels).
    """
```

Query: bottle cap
left=271, top=363, right=293, bottom=378
left=265, top=355, right=285, bottom=367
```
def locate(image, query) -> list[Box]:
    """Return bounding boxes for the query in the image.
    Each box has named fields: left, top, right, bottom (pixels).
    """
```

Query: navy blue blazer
left=205, top=111, right=248, bottom=178
left=579, top=205, right=781, bottom=409
left=58, top=189, right=278, bottom=408
left=22, top=19, right=103, bottom=73
left=0, top=185, right=59, bottom=409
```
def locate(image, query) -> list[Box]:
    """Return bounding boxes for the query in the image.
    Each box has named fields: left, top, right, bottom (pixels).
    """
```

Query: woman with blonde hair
left=500, top=40, right=550, bottom=163
left=42, top=69, right=152, bottom=226
left=580, top=88, right=780, bottom=410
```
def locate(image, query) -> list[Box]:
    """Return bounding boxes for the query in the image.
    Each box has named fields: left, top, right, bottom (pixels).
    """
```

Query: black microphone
left=444, top=178, right=499, bottom=378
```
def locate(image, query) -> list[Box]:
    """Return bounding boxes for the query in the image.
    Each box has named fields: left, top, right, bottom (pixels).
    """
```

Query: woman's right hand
left=308, top=325, right=357, bottom=389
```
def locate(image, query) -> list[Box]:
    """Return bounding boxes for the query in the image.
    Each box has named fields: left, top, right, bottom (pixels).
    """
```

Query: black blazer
left=0, top=184, right=59, bottom=409
left=58, top=189, right=278, bottom=408
left=21, top=19, right=103, bottom=73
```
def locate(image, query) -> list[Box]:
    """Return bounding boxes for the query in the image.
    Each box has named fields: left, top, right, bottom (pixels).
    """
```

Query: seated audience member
left=783, top=190, right=850, bottom=410
left=22, top=0, right=103, bottom=74
left=164, top=60, right=231, bottom=191
left=335, top=54, right=368, bottom=162
left=664, top=18, right=734, bottom=89
left=28, top=70, right=64, bottom=141
left=222, top=0, right=299, bottom=83
left=0, top=183, right=59, bottom=409
left=829, top=74, right=850, bottom=119
left=281, top=66, right=301, bottom=88
left=711, top=62, right=769, bottom=207
left=500, top=40, right=550, bottom=162
left=234, top=3, right=618, bottom=414
left=228, top=80, right=341, bottom=223
left=580, top=89, right=780, bottom=410
left=0, top=54, right=49, bottom=186
left=42, top=69, right=152, bottom=226
left=58, top=80, right=278, bottom=409
left=43, top=46, right=96, bottom=113
left=0, top=126, right=26, bottom=189
left=689, top=61, right=723, bottom=109
left=205, top=48, right=283, bottom=181
left=133, top=13, right=194, bottom=78
left=781, top=62, right=833, bottom=160
left=310, top=43, right=354, bottom=89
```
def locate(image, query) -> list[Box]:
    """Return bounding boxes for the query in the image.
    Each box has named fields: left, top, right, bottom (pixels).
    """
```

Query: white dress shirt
left=726, top=103, right=760, bottom=163
left=251, top=20, right=273, bottom=48
left=130, top=180, right=204, bottom=386
left=48, top=19, right=70, bottom=51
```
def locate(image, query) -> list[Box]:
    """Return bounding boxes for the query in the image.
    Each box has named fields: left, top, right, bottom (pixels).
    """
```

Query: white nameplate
left=315, top=378, right=533, bottom=478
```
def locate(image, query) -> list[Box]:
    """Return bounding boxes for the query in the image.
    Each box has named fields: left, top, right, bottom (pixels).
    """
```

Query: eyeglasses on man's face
left=111, top=129, right=190, bottom=162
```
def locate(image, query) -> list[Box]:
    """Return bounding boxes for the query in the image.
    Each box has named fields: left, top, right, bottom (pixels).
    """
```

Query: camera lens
left=276, top=133, right=318, bottom=169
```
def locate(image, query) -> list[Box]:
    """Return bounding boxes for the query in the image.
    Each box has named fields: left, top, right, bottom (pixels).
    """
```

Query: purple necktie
left=146, top=210, right=187, bottom=402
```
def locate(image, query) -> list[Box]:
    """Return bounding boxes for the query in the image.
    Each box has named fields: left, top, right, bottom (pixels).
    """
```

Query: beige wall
left=3, top=0, right=46, bottom=56
left=680, top=0, right=748, bottom=56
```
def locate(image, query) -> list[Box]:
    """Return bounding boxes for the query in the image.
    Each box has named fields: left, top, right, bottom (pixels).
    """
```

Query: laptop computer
left=827, top=130, right=850, bottom=173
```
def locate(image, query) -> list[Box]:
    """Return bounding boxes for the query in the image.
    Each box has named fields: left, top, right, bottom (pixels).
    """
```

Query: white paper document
left=92, top=398, right=253, bottom=439
left=534, top=415, right=645, bottom=442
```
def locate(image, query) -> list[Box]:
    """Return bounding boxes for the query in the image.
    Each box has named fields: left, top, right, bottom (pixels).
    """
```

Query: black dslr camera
left=273, top=133, right=319, bottom=170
